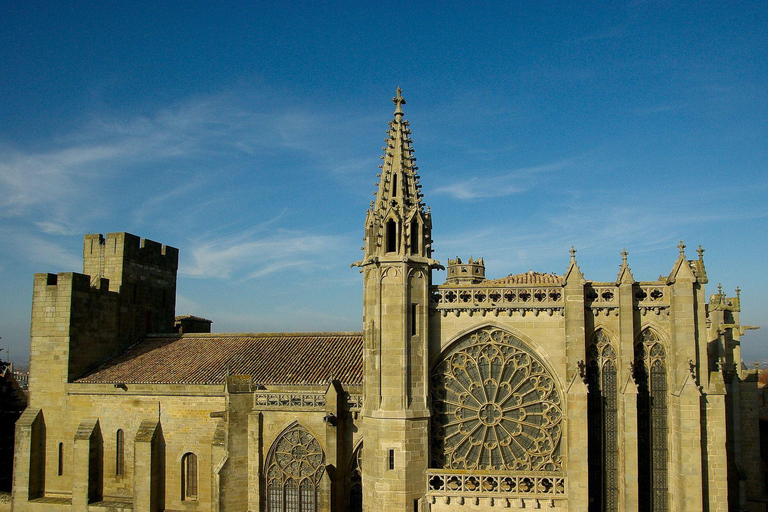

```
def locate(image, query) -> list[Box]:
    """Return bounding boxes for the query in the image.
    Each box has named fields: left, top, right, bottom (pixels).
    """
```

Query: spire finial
left=736, top=286, right=741, bottom=299
left=678, top=240, right=686, bottom=256
left=621, top=248, right=628, bottom=265
left=697, top=244, right=704, bottom=261
left=569, top=246, right=577, bottom=261
left=718, top=283, right=723, bottom=295
left=393, top=87, right=406, bottom=116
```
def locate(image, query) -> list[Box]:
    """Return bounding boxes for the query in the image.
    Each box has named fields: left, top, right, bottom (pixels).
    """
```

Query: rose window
left=431, top=327, right=562, bottom=472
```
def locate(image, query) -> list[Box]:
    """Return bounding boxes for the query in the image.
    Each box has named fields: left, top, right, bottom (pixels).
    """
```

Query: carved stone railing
left=345, top=393, right=363, bottom=410
left=586, top=285, right=618, bottom=316
left=634, top=285, right=669, bottom=316
left=254, top=393, right=326, bottom=409
left=430, top=287, right=564, bottom=317
left=426, top=470, right=565, bottom=502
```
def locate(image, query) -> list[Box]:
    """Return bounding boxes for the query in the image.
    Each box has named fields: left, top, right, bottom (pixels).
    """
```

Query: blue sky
left=1, top=2, right=766, bottom=364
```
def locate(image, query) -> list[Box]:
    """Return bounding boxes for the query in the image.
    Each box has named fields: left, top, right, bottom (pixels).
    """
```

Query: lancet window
left=634, top=329, right=668, bottom=512
left=431, top=327, right=563, bottom=472
left=266, top=423, right=325, bottom=512
left=586, top=330, right=618, bottom=512
left=348, top=443, right=362, bottom=512
left=181, top=452, right=198, bottom=501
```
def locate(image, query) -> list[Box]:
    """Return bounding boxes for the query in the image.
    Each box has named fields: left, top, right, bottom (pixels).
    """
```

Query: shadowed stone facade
left=12, top=90, right=763, bottom=511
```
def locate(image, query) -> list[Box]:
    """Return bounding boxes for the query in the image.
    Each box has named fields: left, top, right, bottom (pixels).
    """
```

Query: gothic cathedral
left=13, top=90, right=764, bottom=511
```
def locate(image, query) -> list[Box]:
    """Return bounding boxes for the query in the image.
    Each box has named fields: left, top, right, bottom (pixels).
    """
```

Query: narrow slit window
left=388, top=449, right=395, bottom=470
left=58, top=443, right=64, bottom=476
left=411, top=304, right=417, bottom=337
left=410, top=220, right=419, bottom=254
left=386, top=220, right=397, bottom=253
left=116, top=430, right=124, bottom=476
left=392, top=174, right=398, bottom=197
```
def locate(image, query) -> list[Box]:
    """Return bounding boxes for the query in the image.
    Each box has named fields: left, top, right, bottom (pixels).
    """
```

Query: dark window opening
left=58, top=443, right=64, bottom=476
left=410, top=220, right=419, bottom=254
left=388, top=449, right=395, bottom=470
left=116, top=430, right=124, bottom=477
left=182, top=452, right=198, bottom=501
left=392, top=174, right=397, bottom=196
left=386, top=220, right=397, bottom=253
left=411, top=304, right=417, bottom=337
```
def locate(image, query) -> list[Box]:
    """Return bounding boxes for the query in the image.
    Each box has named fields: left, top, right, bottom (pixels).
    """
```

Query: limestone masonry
left=13, top=90, right=764, bottom=511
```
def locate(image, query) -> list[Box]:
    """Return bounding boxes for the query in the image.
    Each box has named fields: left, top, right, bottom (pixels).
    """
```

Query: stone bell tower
left=354, top=88, right=441, bottom=511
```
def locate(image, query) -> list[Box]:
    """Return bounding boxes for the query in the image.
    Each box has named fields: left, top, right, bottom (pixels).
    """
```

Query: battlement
left=84, top=232, right=179, bottom=271
left=34, top=272, right=111, bottom=294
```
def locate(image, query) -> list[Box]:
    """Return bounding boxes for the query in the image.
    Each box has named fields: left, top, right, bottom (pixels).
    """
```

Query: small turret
left=446, top=257, right=486, bottom=284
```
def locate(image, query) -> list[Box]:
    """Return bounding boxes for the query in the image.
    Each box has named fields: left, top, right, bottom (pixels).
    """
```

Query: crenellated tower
left=355, top=88, right=441, bottom=512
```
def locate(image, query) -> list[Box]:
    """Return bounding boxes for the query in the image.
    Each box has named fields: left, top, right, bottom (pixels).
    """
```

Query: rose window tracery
left=431, top=327, right=563, bottom=472
left=266, top=423, right=325, bottom=512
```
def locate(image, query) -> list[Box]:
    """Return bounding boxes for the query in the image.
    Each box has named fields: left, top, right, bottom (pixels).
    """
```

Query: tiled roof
left=76, top=333, right=363, bottom=386
left=484, top=271, right=563, bottom=286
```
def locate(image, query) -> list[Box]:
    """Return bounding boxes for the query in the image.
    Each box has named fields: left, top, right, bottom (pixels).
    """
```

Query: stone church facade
left=12, top=90, right=764, bottom=511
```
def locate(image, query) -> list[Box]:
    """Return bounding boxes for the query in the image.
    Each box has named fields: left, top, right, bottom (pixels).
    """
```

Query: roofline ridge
left=145, top=331, right=364, bottom=338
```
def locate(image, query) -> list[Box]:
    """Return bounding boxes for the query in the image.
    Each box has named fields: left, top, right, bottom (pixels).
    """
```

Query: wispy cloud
left=434, top=160, right=572, bottom=200
left=182, top=227, right=350, bottom=280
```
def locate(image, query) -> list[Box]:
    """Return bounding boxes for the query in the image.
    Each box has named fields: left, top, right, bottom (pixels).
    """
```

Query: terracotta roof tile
left=484, top=271, right=563, bottom=286
left=76, top=333, right=363, bottom=386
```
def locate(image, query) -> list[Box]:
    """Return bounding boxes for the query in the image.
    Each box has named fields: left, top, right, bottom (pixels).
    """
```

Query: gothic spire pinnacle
left=393, top=87, right=406, bottom=116
left=371, top=87, right=424, bottom=215
left=678, top=240, right=686, bottom=256
left=621, top=248, right=628, bottom=265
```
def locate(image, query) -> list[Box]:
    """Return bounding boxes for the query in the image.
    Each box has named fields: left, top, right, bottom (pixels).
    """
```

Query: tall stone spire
left=373, top=88, right=424, bottom=215
left=360, top=88, right=438, bottom=265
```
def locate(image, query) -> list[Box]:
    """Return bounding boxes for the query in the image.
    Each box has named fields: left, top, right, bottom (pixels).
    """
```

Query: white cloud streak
left=434, top=160, right=572, bottom=200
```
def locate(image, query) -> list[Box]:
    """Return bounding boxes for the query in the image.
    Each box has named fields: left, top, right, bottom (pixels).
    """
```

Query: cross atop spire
left=569, top=246, right=577, bottom=261
left=621, top=248, right=628, bottom=265
left=393, top=87, right=406, bottom=116
left=678, top=240, right=686, bottom=256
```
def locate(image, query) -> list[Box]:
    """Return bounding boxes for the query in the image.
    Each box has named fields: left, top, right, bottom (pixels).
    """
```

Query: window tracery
left=586, top=330, right=618, bottom=512
left=431, top=327, right=562, bottom=472
left=266, top=423, right=325, bottom=512
left=634, top=329, right=668, bottom=512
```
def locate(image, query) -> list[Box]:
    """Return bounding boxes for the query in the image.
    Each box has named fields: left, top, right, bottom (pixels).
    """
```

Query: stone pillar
left=704, top=373, right=728, bottom=512
left=325, top=381, right=345, bottom=511
left=72, top=418, right=101, bottom=511
left=672, top=375, right=703, bottom=510
left=621, top=376, right=639, bottom=512
left=134, top=419, right=164, bottom=512
left=566, top=375, right=589, bottom=510
left=12, top=408, right=45, bottom=510
left=211, top=420, right=227, bottom=512
left=247, top=412, right=263, bottom=511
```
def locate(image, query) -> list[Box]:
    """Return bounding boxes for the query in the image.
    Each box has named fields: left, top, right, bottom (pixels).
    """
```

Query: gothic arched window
left=386, top=219, right=397, bottom=253
left=586, top=330, right=618, bottom=512
left=431, top=327, right=563, bottom=472
left=348, top=443, right=362, bottom=512
left=634, top=329, right=668, bottom=512
left=266, top=423, right=325, bottom=512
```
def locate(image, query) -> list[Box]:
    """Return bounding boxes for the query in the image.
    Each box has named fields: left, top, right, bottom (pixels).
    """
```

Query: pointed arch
left=430, top=326, right=563, bottom=472
left=265, top=422, right=325, bottom=512
left=586, top=329, right=619, bottom=512
left=634, top=328, right=668, bottom=512
left=433, top=321, right=564, bottom=391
